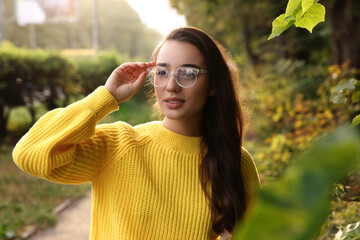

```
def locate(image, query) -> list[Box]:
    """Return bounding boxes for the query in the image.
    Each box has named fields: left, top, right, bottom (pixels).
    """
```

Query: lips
left=164, top=97, right=185, bottom=109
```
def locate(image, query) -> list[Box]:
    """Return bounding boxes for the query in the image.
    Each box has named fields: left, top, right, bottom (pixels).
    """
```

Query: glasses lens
left=149, top=67, right=168, bottom=87
left=176, top=67, right=198, bottom=88
left=148, top=66, right=200, bottom=88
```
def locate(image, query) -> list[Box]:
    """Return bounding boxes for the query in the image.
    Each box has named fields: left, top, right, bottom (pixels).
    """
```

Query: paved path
left=29, top=192, right=92, bottom=240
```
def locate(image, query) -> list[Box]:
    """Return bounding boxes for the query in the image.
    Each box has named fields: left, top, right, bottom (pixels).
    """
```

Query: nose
left=165, top=73, right=181, bottom=92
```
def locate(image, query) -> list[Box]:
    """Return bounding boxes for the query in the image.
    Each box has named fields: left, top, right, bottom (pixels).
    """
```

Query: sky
left=124, top=0, right=187, bottom=36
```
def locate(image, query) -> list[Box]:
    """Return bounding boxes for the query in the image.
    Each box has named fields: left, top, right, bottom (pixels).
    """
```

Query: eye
left=179, top=68, right=197, bottom=78
left=156, top=68, right=168, bottom=76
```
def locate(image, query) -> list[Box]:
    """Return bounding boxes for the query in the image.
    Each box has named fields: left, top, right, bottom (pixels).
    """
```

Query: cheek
left=154, top=88, right=161, bottom=98
left=194, top=81, right=211, bottom=99
left=152, top=88, right=163, bottom=116
left=186, top=89, right=209, bottom=109
left=154, top=88, right=164, bottom=105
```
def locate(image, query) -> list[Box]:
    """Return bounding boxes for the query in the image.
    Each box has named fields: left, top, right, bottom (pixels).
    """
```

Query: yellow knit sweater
left=13, top=87, right=260, bottom=240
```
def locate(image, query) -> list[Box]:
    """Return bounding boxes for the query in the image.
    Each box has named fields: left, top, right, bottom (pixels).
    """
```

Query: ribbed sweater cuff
left=83, top=86, right=119, bottom=121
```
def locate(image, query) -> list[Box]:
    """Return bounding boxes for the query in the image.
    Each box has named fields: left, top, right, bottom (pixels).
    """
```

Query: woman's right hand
left=105, top=62, right=155, bottom=103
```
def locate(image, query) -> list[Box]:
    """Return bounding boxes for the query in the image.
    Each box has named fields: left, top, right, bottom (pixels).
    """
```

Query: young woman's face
left=154, top=40, right=213, bottom=126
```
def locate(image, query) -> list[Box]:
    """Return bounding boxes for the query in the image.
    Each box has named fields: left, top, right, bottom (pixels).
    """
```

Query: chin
left=162, top=112, right=185, bottom=121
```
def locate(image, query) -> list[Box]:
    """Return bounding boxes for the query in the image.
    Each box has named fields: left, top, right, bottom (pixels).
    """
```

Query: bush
left=0, top=43, right=142, bottom=137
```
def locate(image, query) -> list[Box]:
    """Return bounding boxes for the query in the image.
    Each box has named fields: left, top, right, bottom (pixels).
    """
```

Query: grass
left=105, top=98, right=156, bottom=125
left=0, top=145, right=91, bottom=240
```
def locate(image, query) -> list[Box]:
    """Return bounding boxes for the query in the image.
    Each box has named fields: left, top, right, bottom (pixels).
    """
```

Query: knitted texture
left=13, top=86, right=261, bottom=240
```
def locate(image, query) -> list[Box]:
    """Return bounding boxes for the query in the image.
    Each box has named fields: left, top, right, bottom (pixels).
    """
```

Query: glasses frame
left=147, top=66, right=207, bottom=88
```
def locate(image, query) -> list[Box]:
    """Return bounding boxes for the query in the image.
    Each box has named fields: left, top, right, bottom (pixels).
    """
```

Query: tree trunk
left=325, top=0, right=360, bottom=69
left=47, top=83, right=59, bottom=110
left=25, top=90, right=37, bottom=124
left=242, top=16, right=259, bottom=66
left=0, top=105, right=9, bottom=138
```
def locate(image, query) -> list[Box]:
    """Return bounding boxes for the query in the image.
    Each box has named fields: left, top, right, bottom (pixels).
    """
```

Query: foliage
left=0, top=42, right=139, bottom=138
left=327, top=64, right=360, bottom=126
left=170, top=0, right=331, bottom=66
left=240, top=56, right=359, bottom=238
left=71, top=51, right=134, bottom=96
left=0, top=42, right=79, bottom=106
left=243, top=59, right=353, bottom=180
left=317, top=200, right=360, bottom=240
left=234, top=127, right=360, bottom=240
left=330, top=78, right=358, bottom=104
left=269, top=0, right=326, bottom=39
left=0, top=42, right=79, bottom=137
left=353, top=115, right=360, bottom=127
left=334, top=222, right=360, bottom=240
left=268, top=0, right=360, bottom=69
left=268, top=0, right=360, bottom=126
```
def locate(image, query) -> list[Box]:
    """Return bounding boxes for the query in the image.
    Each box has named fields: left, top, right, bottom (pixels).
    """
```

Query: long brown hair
left=152, top=27, right=247, bottom=234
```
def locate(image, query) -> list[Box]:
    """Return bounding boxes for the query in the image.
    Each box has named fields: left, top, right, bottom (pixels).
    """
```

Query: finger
left=127, top=62, right=152, bottom=76
left=131, top=67, right=148, bottom=78
left=146, top=61, right=155, bottom=67
left=117, top=62, right=136, bottom=71
left=119, top=62, right=147, bottom=70
left=112, top=68, right=135, bottom=82
left=134, top=62, right=148, bottom=68
left=128, top=62, right=150, bottom=73
left=116, top=63, right=139, bottom=75
left=132, top=71, right=148, bottom=91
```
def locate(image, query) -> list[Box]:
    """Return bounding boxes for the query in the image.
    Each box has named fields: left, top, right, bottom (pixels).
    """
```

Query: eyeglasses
left=147, top=66, right=207, bottom=88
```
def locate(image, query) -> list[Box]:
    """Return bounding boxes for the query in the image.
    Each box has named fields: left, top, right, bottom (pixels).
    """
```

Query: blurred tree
left=169, top=0, right=360, bottom=69
left=170, top=0, right=278, bottom=65
left=39, top=54, right=80, bottom=110
left=2, top=0, right=161, bottom=59
left=0, top=44, right=79, bottom=137
left=0, top=60, right=25, bottom=137
left=267, top=0, right=360, bottom=126
left=0, top=53, right=33, bottom=137
left=267, top=0, right=360, bottom=69
left=323, top=0, right=360, bottom=69
left=169, top=0, right=331, bottom=66
left=74, top=51, right=121, bottom=96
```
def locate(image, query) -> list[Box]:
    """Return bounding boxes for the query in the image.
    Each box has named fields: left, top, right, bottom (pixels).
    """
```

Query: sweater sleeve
left=241, top=148, right=261, bottom=203
left=12, top=86, right=121, bottom=184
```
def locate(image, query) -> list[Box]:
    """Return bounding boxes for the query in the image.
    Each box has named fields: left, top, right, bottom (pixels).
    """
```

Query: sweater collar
left=146, top=121, right=202, bottom=154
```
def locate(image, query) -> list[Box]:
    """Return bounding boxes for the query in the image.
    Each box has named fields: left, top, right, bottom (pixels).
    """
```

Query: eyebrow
left=156, top=63, right=202, bottom=69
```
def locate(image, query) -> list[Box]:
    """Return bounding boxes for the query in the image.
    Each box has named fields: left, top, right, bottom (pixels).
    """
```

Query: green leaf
left=335, top=222, right=360, bottom=240
left=285, top=0, right=302, bottom=20
left=302, top=0, right=316, bottom=14
left=295, top=3, right=325, bottom=33
left=352, top=82, right=360, bottom=103
left=268, top=14, right=296, bottom=40
left=233, top=127, right=360, bottom=240
left=352, top=115, right=360, bottom=127
left=330, top=92, right=347, bottom=104
left=330, top=78, right=358, bottom=104
left=333, top=78, right=357, bottom=93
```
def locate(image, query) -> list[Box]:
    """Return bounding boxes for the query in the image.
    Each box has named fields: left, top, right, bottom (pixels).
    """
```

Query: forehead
left=156, top=40, right=205, bottom=68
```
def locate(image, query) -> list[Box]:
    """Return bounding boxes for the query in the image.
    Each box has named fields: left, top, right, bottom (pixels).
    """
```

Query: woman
left=13, top=27, right=260, bottom=240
